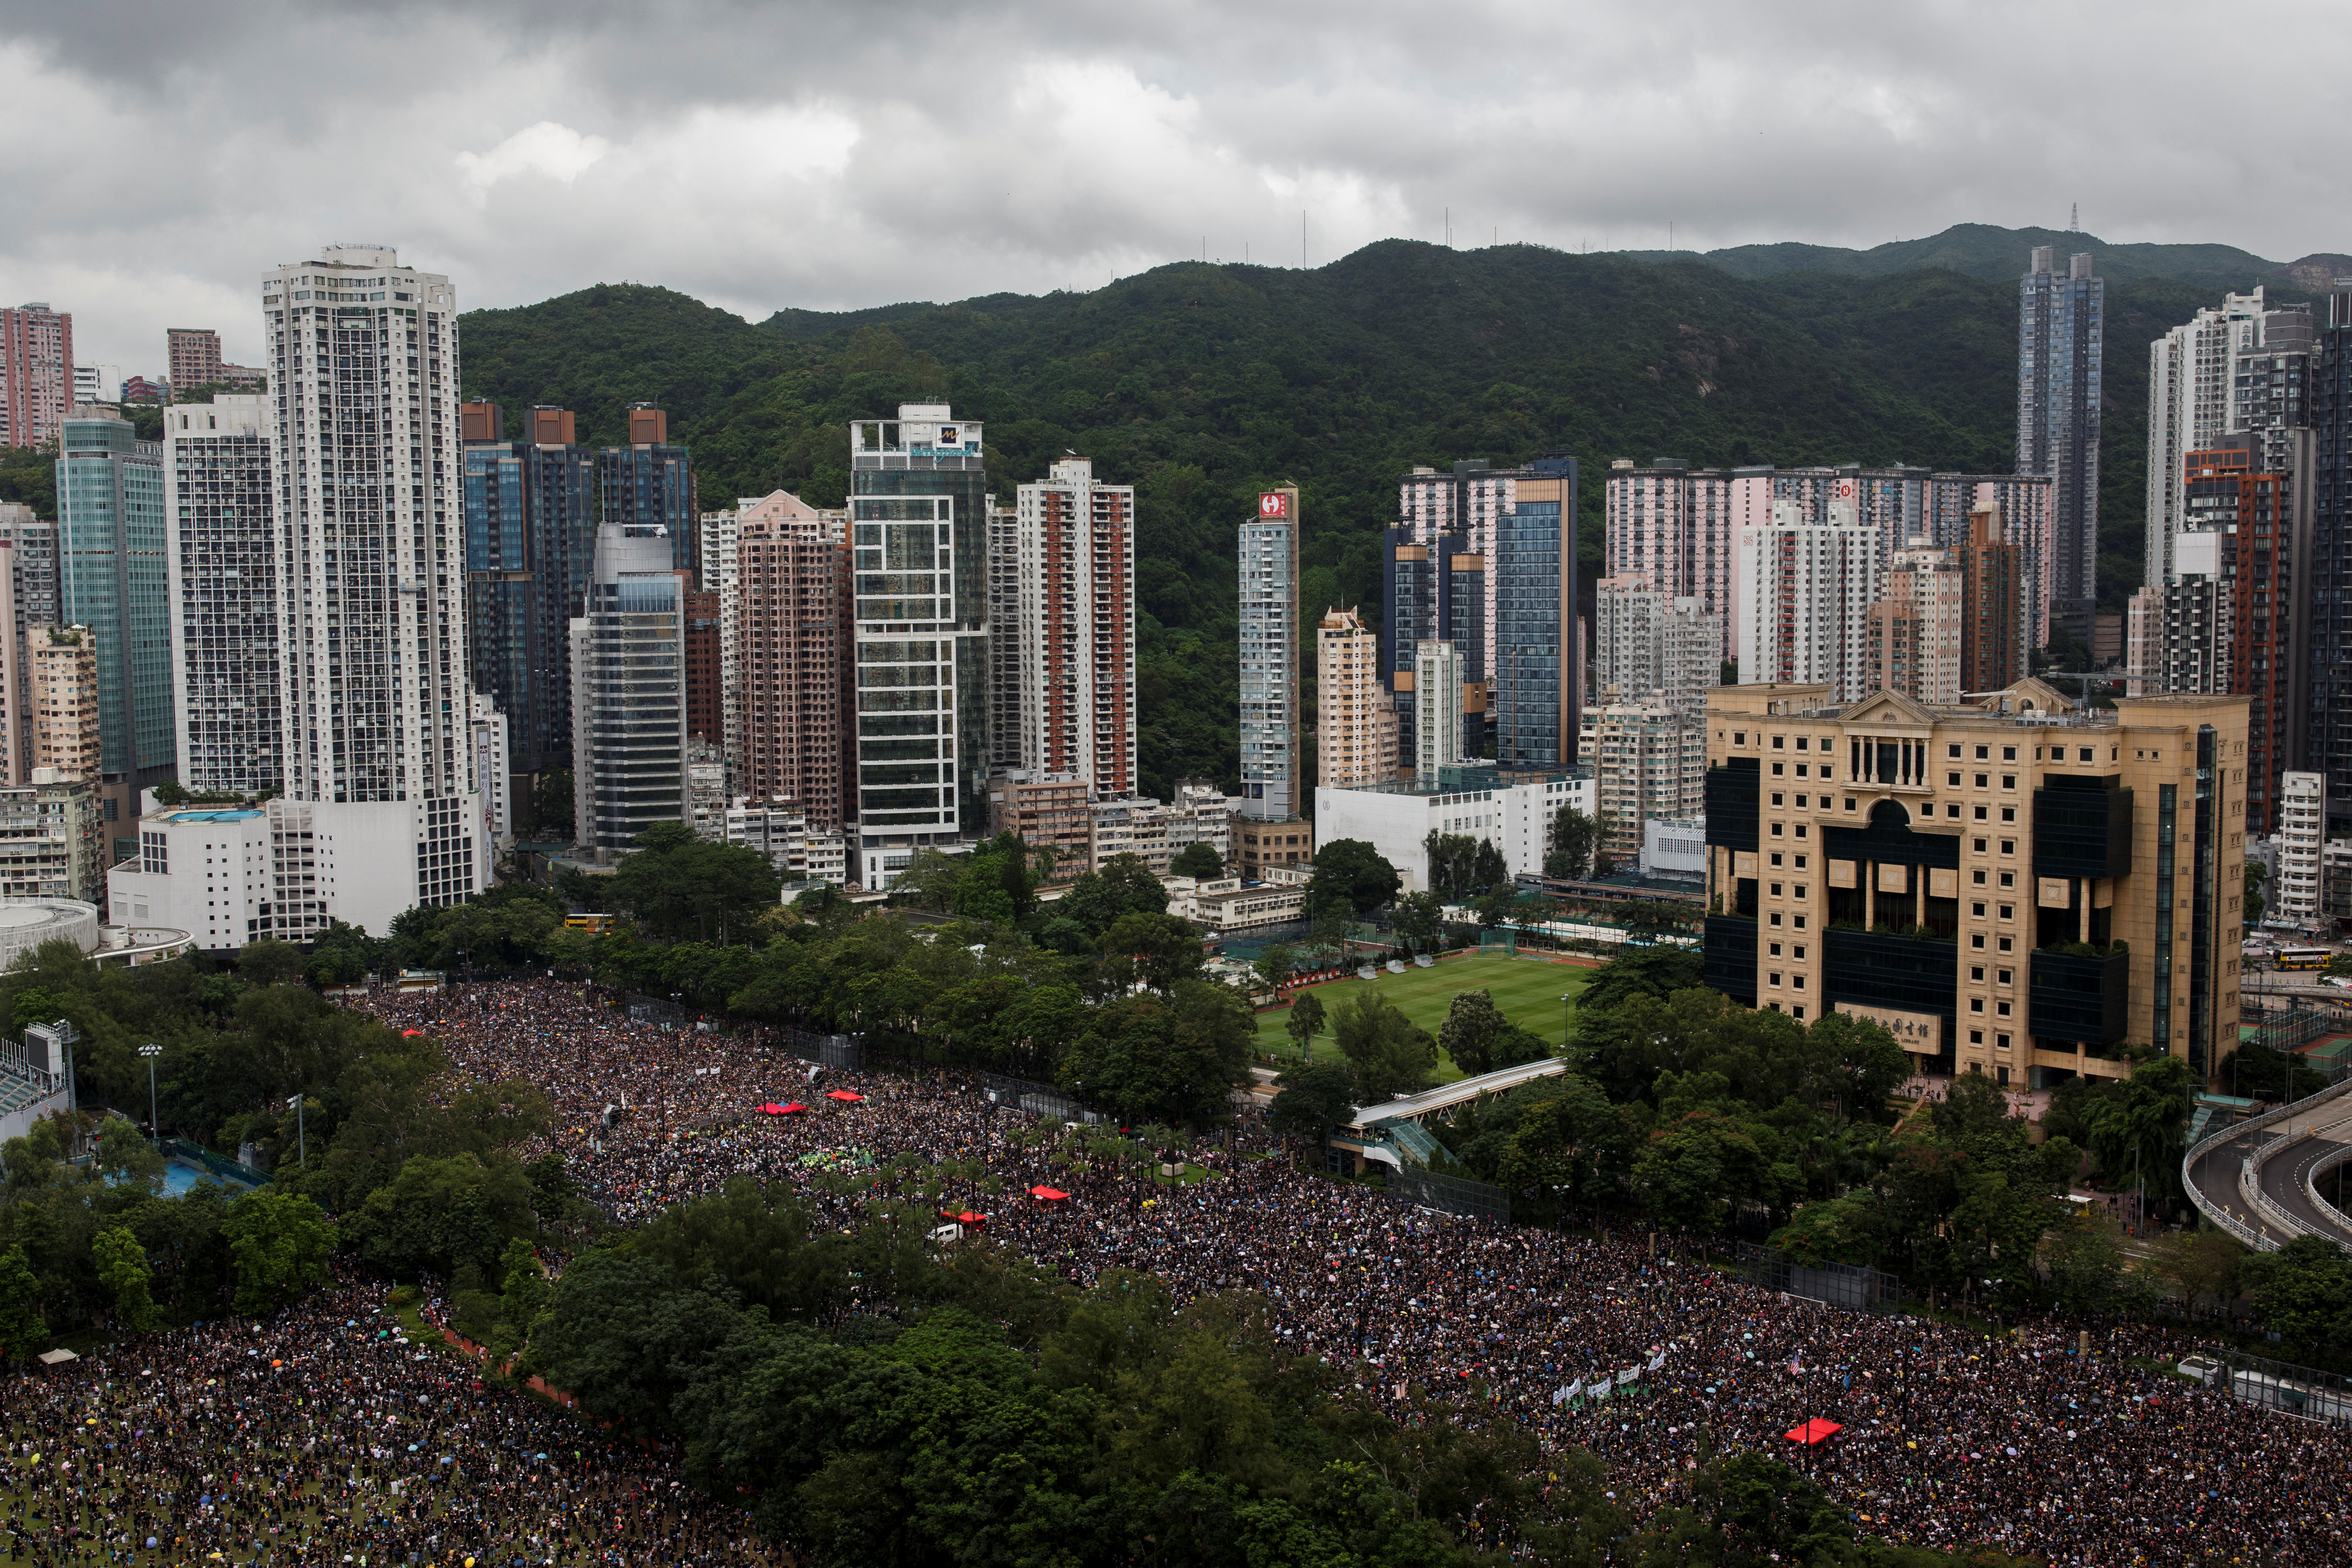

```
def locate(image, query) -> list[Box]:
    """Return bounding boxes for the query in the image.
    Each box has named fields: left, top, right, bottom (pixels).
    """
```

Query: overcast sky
left=6, top=0, right=2347, bottom=370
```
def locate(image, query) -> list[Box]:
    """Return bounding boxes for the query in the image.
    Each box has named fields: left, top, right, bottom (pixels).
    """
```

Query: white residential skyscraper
left=1735, top=494, right=1882, bottom=701
left=699, top=499, right=745, bottom=781
left=2146, top=288, right=2264, bottom=589
left=1414, top=639, right=1464, bottom=774
left=163, top=395, right=280, bottom=795
left=1006, top=457, right=1136, bottom=795
left=262, top=245, right=482, bottom=927
left=1238, top=487, right=1300, bottom=820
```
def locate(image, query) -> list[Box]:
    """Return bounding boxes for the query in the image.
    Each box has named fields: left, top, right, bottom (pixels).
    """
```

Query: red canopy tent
left=757, top=1103, right=789, bottom=1116
left=1785, top=1419, right=1843, bottom=1446
left=1028, top=1186, right=1070, bottom=1203
left=935, top=1209, right=988, bottom=1232
left=780, top=1102, right=807, bottom=1115
left=401, top=1030, right=426, bottom=1038
left=825, top=1090, right=865, bottom=1103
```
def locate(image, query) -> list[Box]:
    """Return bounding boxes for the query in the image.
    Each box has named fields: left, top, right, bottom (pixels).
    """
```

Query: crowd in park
left=3, top=1272, right=780, bottom=1566
left=239, top=974, right=2343, bottom=1566
left=1, top=819, right=2348, bottom=1563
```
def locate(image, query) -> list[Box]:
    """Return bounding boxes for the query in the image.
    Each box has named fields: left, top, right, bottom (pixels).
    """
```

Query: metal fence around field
left=782, top=1028, right=864, bottom=1071
left=2212, top=1349, right=2352, bottom=1426
left=623, top=992, right=695, bottom=1031
left=1734, top=1242, right=1903, bottom=1312
left=980, top=1072, right=1105, bottom=1124
left=1387, top=1167, right=1511, bottom=1221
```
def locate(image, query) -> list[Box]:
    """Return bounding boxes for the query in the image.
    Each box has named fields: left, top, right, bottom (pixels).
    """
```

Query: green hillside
left=1625, top=220, right=2352, bottom=291
left=455, top=227, right=2289, bottom=798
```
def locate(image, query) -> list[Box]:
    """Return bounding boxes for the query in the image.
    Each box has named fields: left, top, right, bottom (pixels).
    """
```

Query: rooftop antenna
left=2069, top=202, right=2080, bottom=232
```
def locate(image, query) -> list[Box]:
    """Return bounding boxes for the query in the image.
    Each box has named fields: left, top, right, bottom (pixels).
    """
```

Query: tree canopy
left=1307, top=839, right=1401, bottom=919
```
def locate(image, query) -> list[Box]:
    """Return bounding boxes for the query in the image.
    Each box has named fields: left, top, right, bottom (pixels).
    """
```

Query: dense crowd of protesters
left=12, top=974, right=2342, bottom=1565
left=3, top=1272, right=774, bottom=1565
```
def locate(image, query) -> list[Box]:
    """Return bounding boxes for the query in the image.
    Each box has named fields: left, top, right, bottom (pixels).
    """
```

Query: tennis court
left=1256, top=954, right=1594, bottom=1081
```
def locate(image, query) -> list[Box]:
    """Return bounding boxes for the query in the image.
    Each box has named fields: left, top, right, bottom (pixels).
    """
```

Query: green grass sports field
left=1254, top=954, right=1594, bottom=1083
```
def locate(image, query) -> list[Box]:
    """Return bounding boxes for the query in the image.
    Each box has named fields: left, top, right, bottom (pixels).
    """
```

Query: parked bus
left=2275, top=947, right=2331, bottom=971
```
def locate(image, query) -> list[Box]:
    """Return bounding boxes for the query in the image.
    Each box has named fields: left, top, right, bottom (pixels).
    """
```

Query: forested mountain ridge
left=1621, top=220, right=2352, bottom=291
left=454, top=227, right=2276, bottom=797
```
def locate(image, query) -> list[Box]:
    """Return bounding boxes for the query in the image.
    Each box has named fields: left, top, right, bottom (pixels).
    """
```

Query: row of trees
left=0, top=936, right=589, bottom=1348
left=518, top=1165, right=2028, bottom=1568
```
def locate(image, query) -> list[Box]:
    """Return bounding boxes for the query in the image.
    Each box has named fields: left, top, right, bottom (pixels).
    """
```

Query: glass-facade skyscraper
left=56, top=408, right=171, bottom=853
left=1492, top=458, right=1576, bottom=769
left=847, top=403, right=992, bottom=889
left=569, top=523, right=685, bottom=859
left=463, top=402, right=595, bottom=777
left=599, top=404, right=696, bottom=579
left=1385, top=456, right=1579, bottom=774
left=2019, top=246, right=2103, bottom=649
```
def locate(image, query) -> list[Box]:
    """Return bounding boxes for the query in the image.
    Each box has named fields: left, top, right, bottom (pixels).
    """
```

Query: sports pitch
left=1256, top=954, right=1595, bottom=1082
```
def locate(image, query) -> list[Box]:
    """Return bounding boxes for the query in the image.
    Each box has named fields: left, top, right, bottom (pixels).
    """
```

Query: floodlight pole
left=139, top=1044, right=162, bottom=1136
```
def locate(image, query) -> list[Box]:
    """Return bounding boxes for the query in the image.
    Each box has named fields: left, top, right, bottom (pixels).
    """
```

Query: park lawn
left=1257, top=955, right=1593, bottom=1084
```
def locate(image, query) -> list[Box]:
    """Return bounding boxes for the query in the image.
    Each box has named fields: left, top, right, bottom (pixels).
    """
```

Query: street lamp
left=137, top=1048, right=161, bottom=1133
left=287, top=1093, right=306, bottom=1169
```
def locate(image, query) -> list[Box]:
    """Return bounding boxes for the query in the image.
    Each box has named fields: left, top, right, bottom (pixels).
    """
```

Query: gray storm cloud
left=2, top=0, right=2346, bottom=367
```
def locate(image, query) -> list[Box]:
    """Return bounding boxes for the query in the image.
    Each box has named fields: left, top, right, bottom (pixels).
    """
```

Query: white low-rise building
left=1313, top=771, right=1595, bottom=893
left=107, top=798, right=440, bottom=948
left=1640, top=816, right=1707, bottom=882
left=1165, top=874, right=1308, bottom=930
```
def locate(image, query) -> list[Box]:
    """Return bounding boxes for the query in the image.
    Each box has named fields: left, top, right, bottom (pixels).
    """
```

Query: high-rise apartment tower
left=737, top=492, right=849, bottom=829
left=1734, top=492, right=1881, bottom=701
left=262, top=244, right=483, bottom=929
left=0, top=304, right=73, bottom=451
left=1005, top=457, right=1137, bottom=795
left=1318, top=607, right=1394, bottom=788
left=1239, top=487, right=1302, bottom=819
left=1960, top=505, right=2024, bottom=694
left=2019, top=247, right=2103, bottom=647
left=163, top=395, right=280, bottom=795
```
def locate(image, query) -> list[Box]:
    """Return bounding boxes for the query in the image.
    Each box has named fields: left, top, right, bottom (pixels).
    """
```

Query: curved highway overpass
left=2184, top=1079, right=2352, bottom=1251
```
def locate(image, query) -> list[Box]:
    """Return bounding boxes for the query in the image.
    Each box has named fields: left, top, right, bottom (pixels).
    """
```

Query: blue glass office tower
left=1494, top=457, right=1576, bottom=769
left=1384, top=455, right=1579, bottom=774
left=599, top=404, right=696, bottom=580
left=463, top=402, right=595, bottom=778
left=56, top=408, right=172, bottom=852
